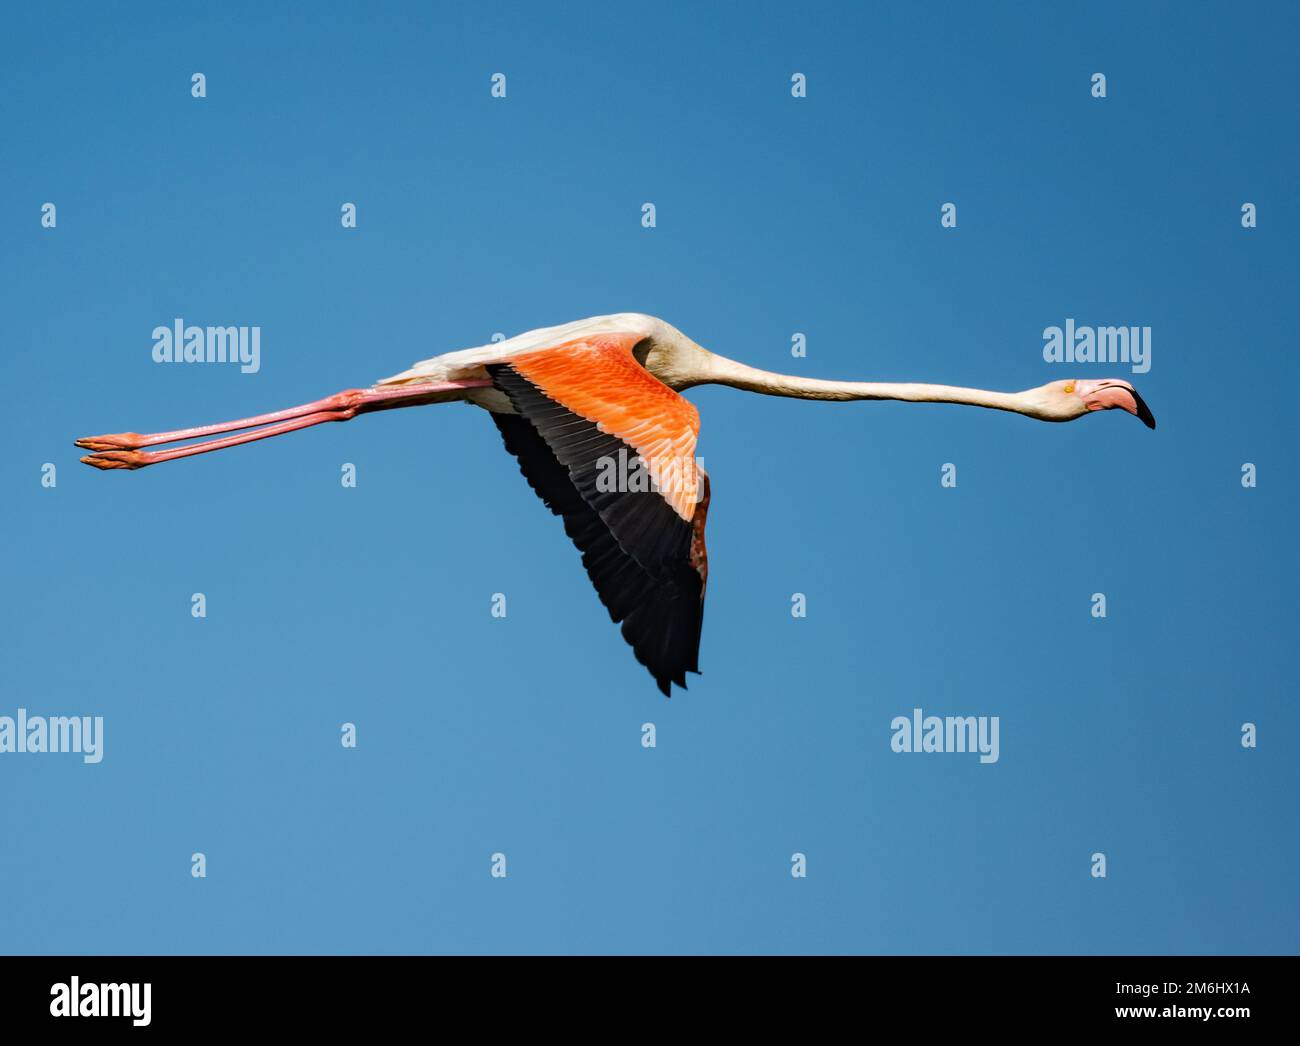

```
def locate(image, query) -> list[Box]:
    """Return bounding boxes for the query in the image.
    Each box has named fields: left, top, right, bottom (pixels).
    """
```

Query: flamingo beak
left=1078, top=380, right=1156, bottom=430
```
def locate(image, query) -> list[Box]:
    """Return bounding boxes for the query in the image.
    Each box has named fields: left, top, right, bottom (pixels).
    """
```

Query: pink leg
left=76, top=382, right=489, bottom=451
left=77, top=380, right=491, bottom=471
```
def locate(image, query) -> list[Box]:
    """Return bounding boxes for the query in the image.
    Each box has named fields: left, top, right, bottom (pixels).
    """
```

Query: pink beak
left=1077, top=379, right=1156, bottom=429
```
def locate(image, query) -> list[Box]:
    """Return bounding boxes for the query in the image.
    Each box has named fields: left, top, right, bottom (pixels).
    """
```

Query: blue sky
left=1, top=1, right=1296, bottom=954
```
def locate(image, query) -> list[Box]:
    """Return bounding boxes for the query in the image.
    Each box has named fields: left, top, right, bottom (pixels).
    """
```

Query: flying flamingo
left=76, top=313, right=1155, bottom=694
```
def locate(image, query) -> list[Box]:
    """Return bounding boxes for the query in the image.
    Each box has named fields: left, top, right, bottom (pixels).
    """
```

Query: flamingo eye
left=1063, top=382, right=1075, bottom=394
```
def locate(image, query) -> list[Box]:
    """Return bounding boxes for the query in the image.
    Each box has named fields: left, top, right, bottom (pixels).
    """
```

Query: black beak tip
left=1133, top=391, right=1156, bottom=430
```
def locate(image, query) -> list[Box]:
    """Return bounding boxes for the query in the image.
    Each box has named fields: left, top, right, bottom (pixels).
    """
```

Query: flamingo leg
left=77, top=379, right=492, bottom=470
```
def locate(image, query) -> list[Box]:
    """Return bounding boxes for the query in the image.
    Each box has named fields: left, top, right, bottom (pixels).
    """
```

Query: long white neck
left=701, top=355, right=1032, bottom=418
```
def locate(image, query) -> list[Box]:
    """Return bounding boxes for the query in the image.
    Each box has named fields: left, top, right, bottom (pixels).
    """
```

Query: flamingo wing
left=486, top=333, right=709, bottom=694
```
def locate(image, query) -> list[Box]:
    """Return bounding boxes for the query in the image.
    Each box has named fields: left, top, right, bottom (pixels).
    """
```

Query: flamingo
left=76, top=313, right=1155, bottom=694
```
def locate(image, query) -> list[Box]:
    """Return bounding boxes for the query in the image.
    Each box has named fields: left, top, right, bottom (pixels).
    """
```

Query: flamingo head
left=1034, top=378, right=1156, bottom=429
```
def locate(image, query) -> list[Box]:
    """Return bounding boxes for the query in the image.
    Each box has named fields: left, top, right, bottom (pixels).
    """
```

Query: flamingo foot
left=80, top=450, right=150, bottom=470
left=75, top=433, right=148, bottom=452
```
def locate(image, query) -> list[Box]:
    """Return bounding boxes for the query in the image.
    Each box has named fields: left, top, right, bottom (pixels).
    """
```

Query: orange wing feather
left=505, top=334, right=702, bottom=522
